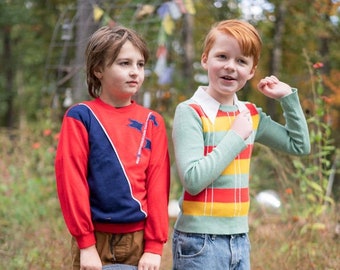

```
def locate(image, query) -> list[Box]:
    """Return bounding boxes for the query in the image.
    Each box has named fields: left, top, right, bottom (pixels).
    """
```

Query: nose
left=224, top=60, right=236, bottom=71
left=129, top=65, right=139, bottom=76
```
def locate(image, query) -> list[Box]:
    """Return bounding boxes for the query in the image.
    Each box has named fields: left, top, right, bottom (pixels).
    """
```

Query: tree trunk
left=181, top=13, right=195, bottom=97
left=2, top=26, right=15, bottom=128
left=268, top=1, right=286, bottom=120
left=72, top=0, right=102, bottom=102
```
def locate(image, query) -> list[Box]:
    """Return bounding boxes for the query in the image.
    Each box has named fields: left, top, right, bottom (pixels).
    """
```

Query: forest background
left=0, top=0, right=339, bottom=269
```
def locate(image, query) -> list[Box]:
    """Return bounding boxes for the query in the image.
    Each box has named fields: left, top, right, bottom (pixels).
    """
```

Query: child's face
left=94, top=41, right=145, bottom=107
left=201, top=33, right=255, bottom=105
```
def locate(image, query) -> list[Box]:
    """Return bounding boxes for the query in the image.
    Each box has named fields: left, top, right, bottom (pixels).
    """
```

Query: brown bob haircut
left=85, top=26, right=149, bottom=98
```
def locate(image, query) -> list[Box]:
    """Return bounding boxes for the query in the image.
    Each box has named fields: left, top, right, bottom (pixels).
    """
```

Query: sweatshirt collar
left=191, top=86, right=247, bottom=124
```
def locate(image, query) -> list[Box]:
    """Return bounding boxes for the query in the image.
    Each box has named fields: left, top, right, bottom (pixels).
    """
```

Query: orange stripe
left=217, top=110, right=237, bottom=117
left=190, top=102, right=258, bottom=116
left=204, top=144, right=253, bottom=159
left=239, top=144, right=253, bottom=159
left=184, top=188, right=249, bottom=203
left=204, top=145, right=214, bottom=155
left=183, top=201, right=249, bottom=217
left=246, top=103, right=258, bottom=115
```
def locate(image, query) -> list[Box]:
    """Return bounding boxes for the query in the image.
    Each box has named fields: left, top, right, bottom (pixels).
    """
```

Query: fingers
left=262, top=75, right=279, bottom=84
left=239, top=110, right=251, bottom=122
left=266, top=75, right=279, bottom=83
left=138, top=253, right=161, bottom=270
left=257, top=75, right=279, bottom=90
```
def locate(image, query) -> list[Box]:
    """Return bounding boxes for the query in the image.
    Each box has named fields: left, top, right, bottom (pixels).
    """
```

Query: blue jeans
left=172, top=230, right=251, bottom=270
left=102, top=265, right=137, bottom=270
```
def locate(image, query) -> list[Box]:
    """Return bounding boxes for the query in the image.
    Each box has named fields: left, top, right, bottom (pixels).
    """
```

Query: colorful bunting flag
left=158, top=65, right=174, bottom=85
left=168, top=1, right=182, bottom=20
left=162, top=13, right=175, bottom=35
left=184, top=0, right=196, bottom=15
left=175, top=0, right=187, bottom=14
left=157, top=3, right=169, bottom=19
left=135, top=5, right=156, bottom=20
left=93, top=4, right=104, bottom=22
left=154, top=51, right=167, bottom=77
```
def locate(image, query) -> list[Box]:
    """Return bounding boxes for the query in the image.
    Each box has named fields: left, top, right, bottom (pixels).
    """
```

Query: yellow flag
left=93, top=5, right=104, bottom=22
left=162, top=14, right=175, bottom=35
left=184, top=0, right=196, bottom=15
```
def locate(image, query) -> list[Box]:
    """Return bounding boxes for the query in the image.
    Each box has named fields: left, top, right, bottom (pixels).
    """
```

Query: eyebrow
left=115, top=57, right=146, bottom=65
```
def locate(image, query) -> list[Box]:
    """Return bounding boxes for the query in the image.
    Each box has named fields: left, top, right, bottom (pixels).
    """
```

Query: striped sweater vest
left=182, top=102, right=260, bottom=219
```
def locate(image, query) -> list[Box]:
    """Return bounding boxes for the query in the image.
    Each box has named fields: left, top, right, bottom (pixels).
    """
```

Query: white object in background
left=255, top=190, right=281, bottom=210
left=63, top=88, right=73, bottom=108
left=168, top=199, right=180, bottom=217
left=143, top=91, right=151, bottom=108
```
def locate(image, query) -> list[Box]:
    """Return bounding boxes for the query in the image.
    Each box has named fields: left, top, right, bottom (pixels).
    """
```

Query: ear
left=201, top=53, right=208, bottom=70
left=247, top=65, right=257, bottom=80
left=94, top=67, right=103, bottom=79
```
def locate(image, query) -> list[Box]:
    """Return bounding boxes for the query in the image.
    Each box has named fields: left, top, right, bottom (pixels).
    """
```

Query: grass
left=249, top=209, right=339, bottom=270
left=0, top=125, right=339, bottom=269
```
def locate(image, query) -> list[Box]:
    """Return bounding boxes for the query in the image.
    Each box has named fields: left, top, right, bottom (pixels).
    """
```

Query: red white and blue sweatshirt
left=55, top=98, right=170, bottom=255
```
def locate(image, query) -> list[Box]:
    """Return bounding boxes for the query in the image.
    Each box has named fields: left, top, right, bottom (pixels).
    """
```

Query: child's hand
left=80, top=245, right=102, bottom=270
left=231, top=110, right=253, bottom=140
left=138, top=252, right=161, bottom=270
left=257, top=75, right=292, bottom=99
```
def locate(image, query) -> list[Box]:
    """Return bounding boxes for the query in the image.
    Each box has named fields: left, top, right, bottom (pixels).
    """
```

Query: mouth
left=221, top=75, right=235, bottom=81
left=127, top=81, right=138, bottom=86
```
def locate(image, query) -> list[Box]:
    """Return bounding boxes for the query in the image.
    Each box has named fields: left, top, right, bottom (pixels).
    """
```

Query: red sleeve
left=55, top=114, right=96, bottom=249
left=143, top=114, right=171, bottom=255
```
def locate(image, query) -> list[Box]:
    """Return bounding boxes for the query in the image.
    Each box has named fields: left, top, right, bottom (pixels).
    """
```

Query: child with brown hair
left=55, top=26, right=170, bottom=270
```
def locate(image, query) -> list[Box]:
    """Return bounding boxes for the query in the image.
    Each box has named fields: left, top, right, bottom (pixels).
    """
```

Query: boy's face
left=201, top=33, right=255, bottom=105
left=94, top=41, right=145, bottom=107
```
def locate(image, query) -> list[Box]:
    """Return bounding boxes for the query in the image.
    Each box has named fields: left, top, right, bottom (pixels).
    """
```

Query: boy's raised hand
left=257, top=75, right=292, bottom=99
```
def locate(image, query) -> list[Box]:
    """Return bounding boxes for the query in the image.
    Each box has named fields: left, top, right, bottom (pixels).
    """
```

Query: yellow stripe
left=222, top=159, right=250, bottom=175
left=202, top=115, right=259, bottom=132
left=183, top=201, right=249, bottom=217
left=202, top=116, right=234, bottom=132
left=252, top=115, right=259, bottom=128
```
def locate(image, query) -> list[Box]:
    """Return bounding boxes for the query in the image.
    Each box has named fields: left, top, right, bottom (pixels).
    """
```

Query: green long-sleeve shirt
left=172, top=86, right=310, bottom=235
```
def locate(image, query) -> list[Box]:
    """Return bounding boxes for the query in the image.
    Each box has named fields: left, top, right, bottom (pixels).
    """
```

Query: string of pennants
left=92, top=0, right=196, bottom=86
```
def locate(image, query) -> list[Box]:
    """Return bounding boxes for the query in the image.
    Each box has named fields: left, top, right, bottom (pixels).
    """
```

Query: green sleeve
left=172, top=101, right=246, bottom=195
left=255, top=89, right=311, bottom=155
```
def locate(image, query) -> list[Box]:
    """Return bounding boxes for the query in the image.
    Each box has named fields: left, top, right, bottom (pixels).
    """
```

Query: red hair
left=202, top=20, right=262, bottom=68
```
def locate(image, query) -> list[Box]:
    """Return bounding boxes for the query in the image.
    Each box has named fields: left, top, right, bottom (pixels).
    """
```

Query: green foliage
left=1, top=0, right=340, bottom=129
left=249, top=50, right=339, bottom=269
left=289, top=51, right=336, bottom=220
left=0, top=114, right=66, bottom=269
left=247, top=34, right=340, bottom=266
left=251, top=50, right=338, bottom=221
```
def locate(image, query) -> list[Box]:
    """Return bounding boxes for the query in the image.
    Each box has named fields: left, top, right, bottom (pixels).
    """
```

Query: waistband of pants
left=174, top=229, right=247, bottom=238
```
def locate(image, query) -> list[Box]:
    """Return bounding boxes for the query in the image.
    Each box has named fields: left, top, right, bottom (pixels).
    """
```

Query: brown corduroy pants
left=71, top=230, right=144, bottom=270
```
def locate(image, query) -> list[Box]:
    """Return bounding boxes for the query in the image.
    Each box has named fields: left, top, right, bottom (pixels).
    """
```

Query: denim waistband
left=174, top=229, right=246, bottom=238
left=102, top=264, right=137, bottom=270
